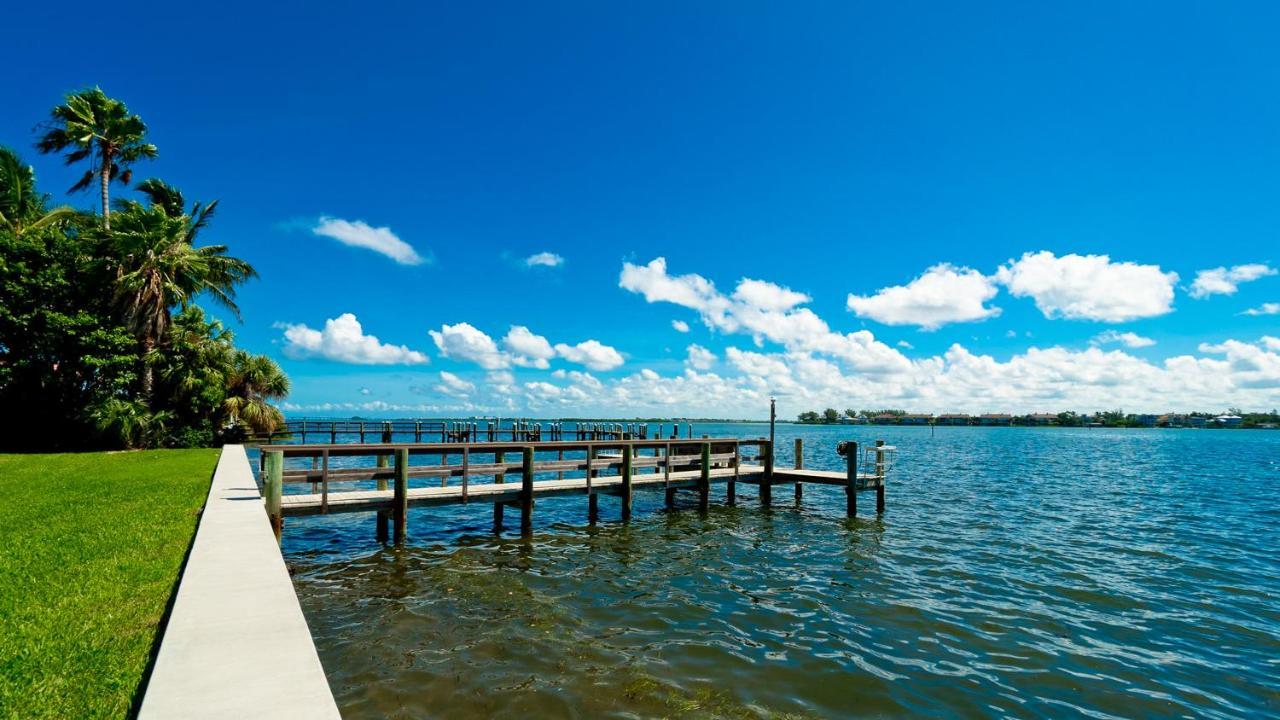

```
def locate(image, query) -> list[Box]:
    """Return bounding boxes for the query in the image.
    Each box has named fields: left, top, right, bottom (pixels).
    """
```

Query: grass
left=0, top=449, right=217, bottom=720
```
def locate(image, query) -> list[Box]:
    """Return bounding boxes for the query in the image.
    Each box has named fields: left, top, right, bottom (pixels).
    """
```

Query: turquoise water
left=279, top=425, right=1280, bottom=718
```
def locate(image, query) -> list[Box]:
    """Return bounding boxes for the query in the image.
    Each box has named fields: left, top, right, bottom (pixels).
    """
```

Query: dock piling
left=875, top=439, right=886, bottom=514
left=493, top=450, right=505, bottom=532
left=698, top=442, right=711, bottom=512
left=264, top=449, right=283, bottom=540
left=845, top=441, right=858, bottom=518
left=794, top=437, right=804, bottom=504
left=520, top=447, right=534, bottom=534
left=393, top=448, right=408, bottom=543
left=621, top=445, right=633, bottom=521
left=761, top=437, right=774, bottom=507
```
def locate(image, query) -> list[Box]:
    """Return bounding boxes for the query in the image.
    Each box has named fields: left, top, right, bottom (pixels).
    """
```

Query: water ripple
left=280, top=426, right=1280, bottom=718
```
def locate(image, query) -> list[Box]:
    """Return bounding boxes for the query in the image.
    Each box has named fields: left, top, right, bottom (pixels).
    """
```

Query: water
left=278, top=424, right=1280, bottom=718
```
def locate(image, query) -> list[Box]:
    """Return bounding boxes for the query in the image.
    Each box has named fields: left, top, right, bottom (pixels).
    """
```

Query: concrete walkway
left=139, top=445, right=340, bottom=719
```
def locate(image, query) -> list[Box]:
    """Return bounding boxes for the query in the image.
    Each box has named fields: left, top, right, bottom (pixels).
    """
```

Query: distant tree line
left=0, top=88, right=287, bottom=450
left=794, top=407, right=1280, bottom=428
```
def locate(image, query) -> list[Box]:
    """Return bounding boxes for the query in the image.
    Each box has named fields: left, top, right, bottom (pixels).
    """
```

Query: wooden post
left=664, top=442, right=675, bottom=508
left=375, top=429, right=391, bottom=540
left=393, top=448, right=408, bottom=543
left=728, top=443, right=738, bottom=505
left=845, top=441, right=858, bottom=518
left=520, top=447, right=534, bottom=534
left=875, top=439, right=886, bottom=514
left=794, top=437, right=804, bottom=504
left=493, top=450, right=505, bottom=532
left=620, top=444, right=633, bottom=521
left=761, top=438, right=773, bottom=507
left=698, top=442, right=711, bottom=512
left=264, top=449, right=283, bottom=541
left=587, top=446, right=599, bottom=524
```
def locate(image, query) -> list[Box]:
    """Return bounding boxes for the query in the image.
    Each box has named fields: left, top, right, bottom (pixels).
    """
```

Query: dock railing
left=260, top=436, right=894, bottom=541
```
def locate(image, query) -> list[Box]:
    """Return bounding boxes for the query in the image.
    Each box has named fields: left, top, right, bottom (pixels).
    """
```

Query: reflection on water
left=282, top=425, right=1280, bottom=718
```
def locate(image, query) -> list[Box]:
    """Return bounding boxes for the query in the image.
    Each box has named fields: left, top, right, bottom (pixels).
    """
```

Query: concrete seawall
left=139, top=445, right=339, bottom=719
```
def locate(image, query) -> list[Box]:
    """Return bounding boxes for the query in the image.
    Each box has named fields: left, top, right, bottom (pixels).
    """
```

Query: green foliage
left=0, top=449, right=216, bottom=719
left=2, top=94, right=285, bottom=451
left=35, top=87, right=157, bottom=224
left=822, top=407, right=840, bottom=423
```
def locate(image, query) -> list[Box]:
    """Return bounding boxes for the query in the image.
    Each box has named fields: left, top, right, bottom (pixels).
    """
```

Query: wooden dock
left=259, top=437, right=892, bottom=541
left=252, top=418, right=695, bottom=445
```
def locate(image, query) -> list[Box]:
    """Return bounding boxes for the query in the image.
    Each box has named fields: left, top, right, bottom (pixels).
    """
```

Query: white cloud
left=995, top=251, right=1178, bottom=322
left=685, top=344, right=716, bottom=370
left=1262, top=336, right=1280, bottom=352
left=671, top=319, right=690, bottom=333
left=429, top=323, right=508, bottom=369
left=897, top=340, right=914, bottom=349
left=1242, top=302, right=1280, bottom=316
left=359, top=387, right=372, bottom=396
left=525, top=251, right=564, bottom=268
left=524, top=381, right=562, bottom=400
left=312, top=216, right=426, bottom=265
left=846, top=264, right=1001, bottom=330
left=555, top=339, right=625, bottom=371
left=1190, top=263, right=1276, bottom=299
left=1091, top=330, right=1156, bottom=348
left=279, top=313, right=429, bottom=364
left=502, top=326, right=556, bottom=368
left=436, top=371, right=476, bottom=397
left=619, top=257, right=912, bottom=375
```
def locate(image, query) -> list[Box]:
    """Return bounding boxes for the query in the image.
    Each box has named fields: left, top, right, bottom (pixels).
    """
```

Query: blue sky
left=4, top=2, right=1279, bottom=417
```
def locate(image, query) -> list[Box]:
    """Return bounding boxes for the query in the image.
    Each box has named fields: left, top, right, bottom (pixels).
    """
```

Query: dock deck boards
left=279, top=465, right=880, bottom=517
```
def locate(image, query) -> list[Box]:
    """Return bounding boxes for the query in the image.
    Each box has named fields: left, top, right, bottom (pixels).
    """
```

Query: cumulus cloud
left=429, top=323, right=508, bottom=369
left=846, top=263, right=1000, bottom=330
left=995, top=251, right=1177, bottom=322
left=671, top=319, right=690, bottom=333
left=1241, top=302, right=1280, bottom=316
left=279, top=314, right=429, bottom=364
left=685, top=344, right=716, bottom=370
left=1091, top=330, right=1156, bottom=348
left=312, top=216, right=426, bottom=265
left=525, top=251, right=564, bottom=268
left=502, top=326, right=556, bottom=368
left=436, top=371, right=476, bottom=397
left=1190, top=263, right=1276, bottom=299
left=619, top=257, right=911, bottom=375
left=555, top=339, right=625, bottom=371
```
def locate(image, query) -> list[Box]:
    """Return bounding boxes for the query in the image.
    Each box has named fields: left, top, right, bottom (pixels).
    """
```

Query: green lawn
left=0, top=449, right=217, bottom=719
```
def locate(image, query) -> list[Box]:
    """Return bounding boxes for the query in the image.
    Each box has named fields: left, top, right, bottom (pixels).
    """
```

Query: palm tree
left=0, top=147, right=73, bottom=236
left=223, top=351, right=290, bottom=436
left=35, top=88, right=157, bottom=229
left=109, top=186, right=256, bottom=402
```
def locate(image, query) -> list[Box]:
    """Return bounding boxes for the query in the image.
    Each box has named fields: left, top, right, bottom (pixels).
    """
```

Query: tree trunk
left=100, top=159, right=111, bottom=229
left=140, top=336, right=154, bottom=405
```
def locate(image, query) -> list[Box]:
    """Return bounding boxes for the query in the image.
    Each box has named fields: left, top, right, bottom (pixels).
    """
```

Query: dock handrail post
left=393, top=448, right=408, bottom=544
left=698, top=442, right=711, bottom=512
left=761, top=437, right=773, bottom=506
left=729, top=443, right=739, bottom=505
left=493, top=450, right=506, bottom=532
left=587, top=445, right=599, bottom=524
left=845, top=440, right=858, bottom=517
left=875, top=439, right=886, bottom=514
left=264, top=449, right=283, bottom=541
left=520, top=446, right=535, bottom=534
left=794, top=437, right=804, bottom=504
left=621, top=444, right=633, bottom=521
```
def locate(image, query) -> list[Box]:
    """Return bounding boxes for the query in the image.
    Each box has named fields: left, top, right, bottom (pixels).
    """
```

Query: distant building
left=871, top=414, right=900, bottom=425
left=978, top=413, right=1012, bottom=426
left=1023, top=413, right=1058, bottom=426
left=936, top=413, right=971, bottom=426
left=1134, top=414, right=1159, bottom=428
left=1212, top=414, right=1243, bottom=427
left=900, top=413, right=933, bottom=425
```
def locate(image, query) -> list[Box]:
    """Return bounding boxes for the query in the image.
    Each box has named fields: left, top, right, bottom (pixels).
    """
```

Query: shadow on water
left=283, top=425, right=1280, bottom=719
